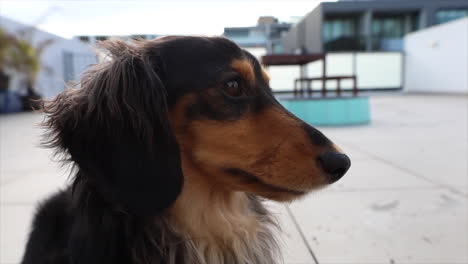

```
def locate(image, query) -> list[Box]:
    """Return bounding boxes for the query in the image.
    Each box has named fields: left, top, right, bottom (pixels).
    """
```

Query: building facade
left=223, top=16, right=292, bottom=54
left=76, top=17, right=292, bottom=55
left=281, top=0, right=468, bottom=53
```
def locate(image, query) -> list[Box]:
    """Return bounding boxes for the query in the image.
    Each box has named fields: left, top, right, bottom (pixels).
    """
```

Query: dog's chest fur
left=162, top=193, right=281, bottom=264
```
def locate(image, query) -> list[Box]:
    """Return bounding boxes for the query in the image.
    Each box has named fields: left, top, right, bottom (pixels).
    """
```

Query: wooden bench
left=294, top=75, right=358, bottom=97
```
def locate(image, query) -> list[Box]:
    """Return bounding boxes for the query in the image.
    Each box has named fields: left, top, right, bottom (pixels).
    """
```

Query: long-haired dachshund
left=21, top=36, right=350, bottom=264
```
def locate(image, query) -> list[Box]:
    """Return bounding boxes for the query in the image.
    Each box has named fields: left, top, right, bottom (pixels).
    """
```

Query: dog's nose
left=317, top=152, right=351, bottom=183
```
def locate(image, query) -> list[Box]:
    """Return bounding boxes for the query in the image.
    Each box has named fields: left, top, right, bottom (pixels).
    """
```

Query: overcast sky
left=0, top=0, right=334, bottom=39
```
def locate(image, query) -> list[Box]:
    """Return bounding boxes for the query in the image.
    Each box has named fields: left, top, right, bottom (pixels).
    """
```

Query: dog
left=21, top=36, right=350, bottom=264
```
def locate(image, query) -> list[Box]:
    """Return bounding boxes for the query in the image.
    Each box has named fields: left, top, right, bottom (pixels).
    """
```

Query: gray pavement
left=1, top=94, right=467, bottom=264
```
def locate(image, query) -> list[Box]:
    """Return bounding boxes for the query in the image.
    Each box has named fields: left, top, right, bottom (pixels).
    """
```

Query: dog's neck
left=168, top=162, right=280, bottom=264
left=170, top=181, right=256, bottom=242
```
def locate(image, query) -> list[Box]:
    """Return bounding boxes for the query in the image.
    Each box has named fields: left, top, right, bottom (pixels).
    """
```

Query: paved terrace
left=0, top=94, right=467, bottom=264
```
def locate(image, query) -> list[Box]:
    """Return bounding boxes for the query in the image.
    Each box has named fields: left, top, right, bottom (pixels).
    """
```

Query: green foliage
left=0, top=27, right=53, bottom=85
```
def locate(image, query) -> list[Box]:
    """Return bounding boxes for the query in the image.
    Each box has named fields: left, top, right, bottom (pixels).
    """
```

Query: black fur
left=21, top=36, right=267, bottom=264
left=22, top=191, right=72, bottom=264
left=21, top=36, right=325, bottom=264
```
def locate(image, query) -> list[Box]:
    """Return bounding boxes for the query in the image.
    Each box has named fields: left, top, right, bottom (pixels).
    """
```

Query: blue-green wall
left=280, top=97, right=370, bottom=126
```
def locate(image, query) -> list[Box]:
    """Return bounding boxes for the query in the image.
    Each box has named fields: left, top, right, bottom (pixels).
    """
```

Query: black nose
left=317, top=152, right=351, bottom=183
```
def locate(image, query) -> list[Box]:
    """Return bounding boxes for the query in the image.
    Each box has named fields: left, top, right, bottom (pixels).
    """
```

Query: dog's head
left=43, top=36, right=350, bottom=216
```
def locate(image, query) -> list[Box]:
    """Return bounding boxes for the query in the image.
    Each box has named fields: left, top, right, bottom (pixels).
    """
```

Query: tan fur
left=169, top=162, right=278, bottom=264
left=168, top=94, right=282, bottom=264
left=169, top=95, right=259, bottom=242
left=333, top=144, right=345, bottom=153
left=261, top=68, right=270, bottom=84
left=170, top=155, right=257, bottom=240
left=231, top=59, right=255, bottom=85
left=167, top=75, right=330, bottom=262
left=176, top=103, right=327, bottom=197
left=170, top=91, right=329, bottom=198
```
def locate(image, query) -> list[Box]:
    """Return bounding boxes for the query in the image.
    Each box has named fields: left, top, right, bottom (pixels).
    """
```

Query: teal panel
left=279, top=97, right=370, bottom=126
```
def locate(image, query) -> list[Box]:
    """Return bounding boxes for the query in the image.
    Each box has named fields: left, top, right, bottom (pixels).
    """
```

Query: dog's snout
left=317, top=152, right=351, bottom=183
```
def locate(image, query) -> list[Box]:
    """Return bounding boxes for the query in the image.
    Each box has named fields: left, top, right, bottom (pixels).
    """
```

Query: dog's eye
left=223, top=78, right=245, bottom=97
left=226, top=80, right=239, bottom=89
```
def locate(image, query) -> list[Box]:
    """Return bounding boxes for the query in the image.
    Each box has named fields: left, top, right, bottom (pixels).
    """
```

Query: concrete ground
left=0, top=94, right=467, bottom=264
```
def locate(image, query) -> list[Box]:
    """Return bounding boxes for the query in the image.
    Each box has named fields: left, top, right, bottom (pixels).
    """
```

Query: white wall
left=355, top=53, right=402, bottom=89
left=266, top=52, right=403, bottom=92
left=268, top=66, right=300, bottom=91
left=404, top=18, right=468, bottom=94
left=0, top=16, right=96, bottom=98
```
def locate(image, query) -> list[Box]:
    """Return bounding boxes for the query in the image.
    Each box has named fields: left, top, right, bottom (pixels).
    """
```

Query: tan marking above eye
left=261, top=68, right=270, bottom=84
left=231, top=59, right=255, bottom=85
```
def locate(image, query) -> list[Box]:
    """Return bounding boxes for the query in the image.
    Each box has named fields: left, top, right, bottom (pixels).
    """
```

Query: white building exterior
left=0, top=16, right=96, bottom=99
left=404, top=17, right=468, bottom=94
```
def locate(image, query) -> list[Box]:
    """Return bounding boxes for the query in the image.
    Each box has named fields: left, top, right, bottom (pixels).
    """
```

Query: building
left=76, top=17, right=292, bottom=56
left=404, top=17, right=467, bottom=94
left=281, top=0, right=468, bottom=53
left=223, top=16, right=292, bottom=54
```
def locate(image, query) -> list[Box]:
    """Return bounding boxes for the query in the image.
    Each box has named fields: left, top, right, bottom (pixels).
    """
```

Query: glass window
left=371, top=13, right=419, bottom=51
left=323, top=15, right=363, bottom=51
left=372, top=16, right=405, bottom=39
left=95, top=36, right=108, bottom=41
left=436, top=9, right=468, bottom=24
left=224, top=29, right=249, bottom=37
left=78, top=36, right=89, bottom=42
left=323, top=18, right=357, bottom=43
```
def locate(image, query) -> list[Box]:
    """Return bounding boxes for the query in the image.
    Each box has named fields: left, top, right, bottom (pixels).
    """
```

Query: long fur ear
left=42, top=39, right=183, bottom=217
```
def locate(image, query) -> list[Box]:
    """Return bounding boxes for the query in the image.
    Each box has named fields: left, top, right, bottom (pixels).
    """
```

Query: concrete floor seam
left=285, top=205, right=320, bottom=264
left=340, top=141, right=468, bottom=198
left=324, top=186, right=445, bottom=193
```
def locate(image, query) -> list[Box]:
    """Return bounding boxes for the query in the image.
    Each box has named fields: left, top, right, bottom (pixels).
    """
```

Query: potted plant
left=0, top=29, right=14, bottom=92
left=0, top=26, right=53, bottom=111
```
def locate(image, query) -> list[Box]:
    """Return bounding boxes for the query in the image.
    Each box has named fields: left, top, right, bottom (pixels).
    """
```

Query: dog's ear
left=42, top=39, right=183, bottom=216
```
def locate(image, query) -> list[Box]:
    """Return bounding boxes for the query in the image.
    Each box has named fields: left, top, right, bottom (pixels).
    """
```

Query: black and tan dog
left=21, top=36, right=350, bottom=264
